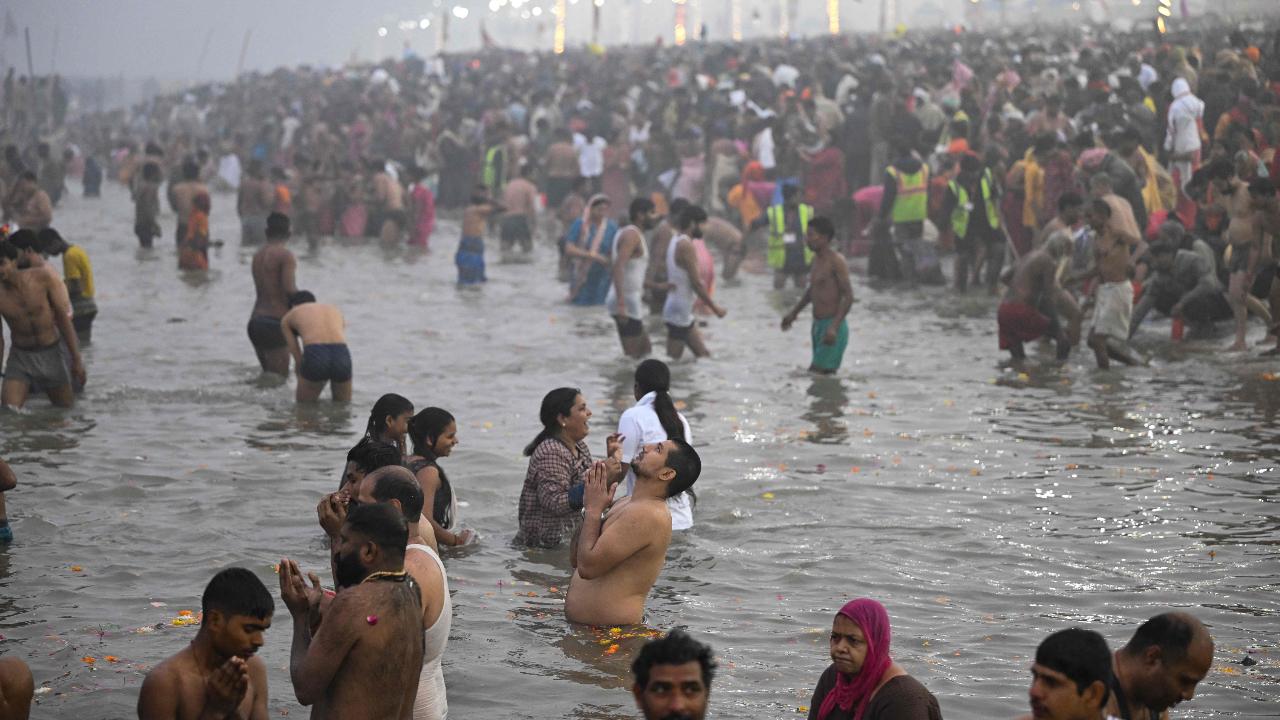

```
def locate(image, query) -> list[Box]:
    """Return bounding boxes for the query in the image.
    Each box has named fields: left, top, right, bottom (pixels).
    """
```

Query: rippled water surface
left=2, top=183, right=1278, bottom=718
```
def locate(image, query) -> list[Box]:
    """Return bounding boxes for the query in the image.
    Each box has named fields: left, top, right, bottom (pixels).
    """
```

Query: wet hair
left=677, top=204, right=708, bottom=231
left=667, top=198, right=690, bottom=224
left=1122, top=613, right=1202, bottom=665
left=629, top=197, right=656, bottom=223
left=38, top=228, right=68, bottom=255
left=7, top=229, right=38, bottom=253
left=201, top=567, right=274, bottom=620
left=635, top=360, right=684, bottom=442
left=365, top=393, right=415, bottom=440
left=1036, top=628, right=1112, bottom=706
left=524, top=387, right=581, bottom=456
left=663, top=438, right=701, bottom=498
left=408, top=407, right=455, bottom=458
left=809, top=216, right=835, bottom=240
left=287, top=290, right=316, bottom=307
left=632, top=628, right=717, bottom=691
left=344, top=503, right=408, bottom=561
left=1058, top=191, right=1084, bottom=213
left=0, top=241, right=17, bottom=262
left=346, top=436, right=403, bottom=474
left=370, top=467, right=426, bottom=522
left=265, top=212, right=291, bottom=239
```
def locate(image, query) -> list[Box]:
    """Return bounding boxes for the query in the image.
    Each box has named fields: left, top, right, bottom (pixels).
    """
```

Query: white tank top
left=408, top=543, right=452, bottom=720
left=605, top=225, right=647, bottom=318
left=663, top=234, right=694, bottom=327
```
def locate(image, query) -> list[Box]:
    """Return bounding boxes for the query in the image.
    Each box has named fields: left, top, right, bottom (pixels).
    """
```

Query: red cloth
left=998, top=301, right=1050, bottom=349
left=818, top=599, right=893, bottom=720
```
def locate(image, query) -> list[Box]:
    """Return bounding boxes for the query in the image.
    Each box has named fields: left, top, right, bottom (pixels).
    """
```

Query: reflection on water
left=802, top=375, right=850, bottom=444
left=1, top=183, right=1278, bottom=718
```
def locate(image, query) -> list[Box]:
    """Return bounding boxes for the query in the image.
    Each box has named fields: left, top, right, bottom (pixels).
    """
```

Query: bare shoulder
left=830, top=252, right=851, bottom=274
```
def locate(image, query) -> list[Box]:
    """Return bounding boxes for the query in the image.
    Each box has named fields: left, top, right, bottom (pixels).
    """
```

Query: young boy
left=457, top=185, right=502, bottom=285
left=137, top=568, right=273, bottom=720
left=781, top=217, right=854, bottom=373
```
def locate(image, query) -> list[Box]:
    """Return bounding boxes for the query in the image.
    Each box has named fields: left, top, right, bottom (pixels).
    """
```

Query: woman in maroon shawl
left=808, top=598, right=943, bottom=720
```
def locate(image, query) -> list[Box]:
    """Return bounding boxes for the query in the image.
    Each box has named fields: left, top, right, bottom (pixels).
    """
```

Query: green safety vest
left=948, top=169, right=1001, bottom=237
left=887, top=165, right=928, bottom=224
left=766, top=203, right=814, bottom=269
left=483, top=145, right=506, bottom=191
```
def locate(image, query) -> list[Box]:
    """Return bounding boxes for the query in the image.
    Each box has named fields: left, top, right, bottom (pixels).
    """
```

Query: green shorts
left=811, top=318, right=849, bottom=372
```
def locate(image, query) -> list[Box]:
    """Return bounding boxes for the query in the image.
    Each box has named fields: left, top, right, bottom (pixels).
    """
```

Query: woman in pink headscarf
left=808, top=598, right=942, bottom=720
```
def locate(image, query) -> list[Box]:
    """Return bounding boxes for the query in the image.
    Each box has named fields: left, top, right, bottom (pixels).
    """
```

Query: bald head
left=1121, top=612, right=1213, bottom=712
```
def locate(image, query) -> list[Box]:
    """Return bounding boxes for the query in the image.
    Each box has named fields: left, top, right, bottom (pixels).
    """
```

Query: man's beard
left=333, top=549, right=370, bottom=588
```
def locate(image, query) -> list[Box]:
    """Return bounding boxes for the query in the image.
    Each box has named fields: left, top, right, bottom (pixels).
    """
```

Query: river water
left=1, top=181, right=1277, bottom=719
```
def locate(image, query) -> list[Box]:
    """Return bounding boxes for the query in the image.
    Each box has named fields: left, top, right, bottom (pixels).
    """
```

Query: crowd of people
left=1, top=10, right=1275, bottom=720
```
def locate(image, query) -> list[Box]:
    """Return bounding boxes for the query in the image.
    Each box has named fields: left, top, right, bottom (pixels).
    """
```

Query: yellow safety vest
left=887, top=165, right=928, bottom=224
left=948, top=170, right=1000, bottom=237
left=483, top=145, right=506, bottom=191
left=766, top=203, right=814, bottom=269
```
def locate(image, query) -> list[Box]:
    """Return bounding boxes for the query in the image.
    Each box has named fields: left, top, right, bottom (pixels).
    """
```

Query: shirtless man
left=0, top=240, right=85, bottom=408
left=247, top=212, right=298, bottom=376
left=457, top=186, right=502, bottom=286
left=1082, top=200, right=1144, bottom=368
left=8, top=173, right=51, bottom=231
left=1212, top=162, right=1272, bottom=351
left=781, top=217, right=854, bottom=374
left=663, top=205, right=727, bottom=360
left=500, top=164, right=539, bottom=256
left=0, top=653, right=32, bottom=720
left=237, top=161, right=274, bottom=247
left=565, top=438, right=702, bottom=626
left=997, top=235, right=1078, bottom=366
left=1104, top=613, right=1213, bottom=720
left=352, top=467, right=450, bottom=720
left=280, top=291, right=351, bottom=403
left=372, top=161, right=406, bottom=244
left=170, top=159, right=208, bottom=248
left=279, top=503, right=424, bottom=720
left=609, top=198, right=659, bottom=358
left=137, top=568, right=273, bottom=720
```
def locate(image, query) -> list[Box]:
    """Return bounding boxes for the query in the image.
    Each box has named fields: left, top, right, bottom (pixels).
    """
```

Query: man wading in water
left=280, top=503, right=424, bottom=720
left=0, top=239, right=85, bottom=408
left=247, top=212, right=298, bottom=376
left=565, top=439, right=701, bottom=626
left=781, top=216, right=854, bottom=374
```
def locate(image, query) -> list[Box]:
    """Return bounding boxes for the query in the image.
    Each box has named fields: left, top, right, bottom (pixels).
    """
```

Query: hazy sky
left=6, top=0, right=984, bottom=81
